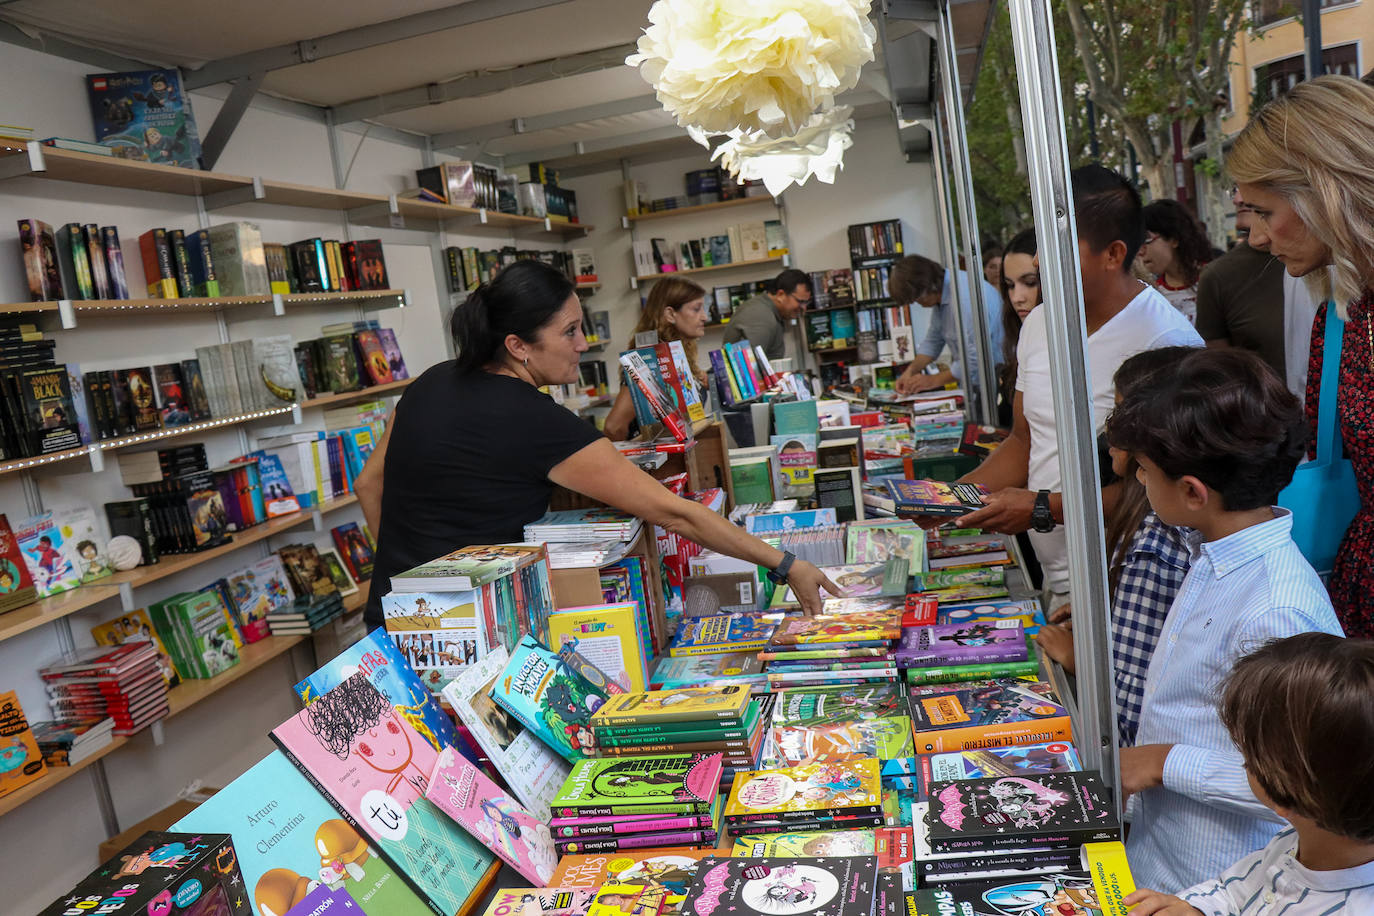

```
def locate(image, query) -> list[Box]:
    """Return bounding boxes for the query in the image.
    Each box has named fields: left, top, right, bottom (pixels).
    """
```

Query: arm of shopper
left=354, top=415, right=392, bottom=535
left=602, top=386, right=635, bottom=442
left=1120, top=742, right=1281, bottom=822
left=550, top=439, right=843, bottom=613
left=898, top=365, right=954, bottom=394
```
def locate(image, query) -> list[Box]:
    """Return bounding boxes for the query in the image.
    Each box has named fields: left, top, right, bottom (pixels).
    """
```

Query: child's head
left=1107, top=348, right=1307, bottom=523
left=1072, top=165, right=1144, bottom=294
left=1221, top=633, right=1374, bottom=842
left=1107, top=346, right=1198, bottom=479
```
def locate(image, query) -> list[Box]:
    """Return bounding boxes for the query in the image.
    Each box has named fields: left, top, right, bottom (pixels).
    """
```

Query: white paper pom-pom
left=107, top=535, right=143, bottom=571
left=626, top=0, right=876, bottom=140
left=710, top=106, right=856, bottom=196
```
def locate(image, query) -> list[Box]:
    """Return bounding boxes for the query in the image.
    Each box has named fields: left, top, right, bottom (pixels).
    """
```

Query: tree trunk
left=1201, top=107, right=1230, bottom=247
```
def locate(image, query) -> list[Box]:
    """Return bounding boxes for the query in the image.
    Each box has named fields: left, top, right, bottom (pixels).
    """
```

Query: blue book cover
left=172, top=751, right=434, bottom=916
left=743, top=508, right=837, bottom=534
left=668, top=613, right=779, bottom=656
left=294, top=627, right=463, bottom=756
left=490, top=635, right=608, bottom=762
left=246, top=450, right=301, bottom=516
left=85, top=69, right=202, bottom=167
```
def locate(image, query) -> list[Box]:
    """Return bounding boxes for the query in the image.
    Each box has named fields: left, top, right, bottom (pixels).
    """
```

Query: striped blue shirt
left=1181, top=827, right=1374, bottom=914
left=1128, top=508, right=1342, bottom=893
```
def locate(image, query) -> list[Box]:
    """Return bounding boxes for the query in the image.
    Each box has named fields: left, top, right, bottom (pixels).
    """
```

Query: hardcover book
left=21, top=365, right=82, bottom=454
left=925, top=771, right=1119, bottom=854
left=896, top=621, right=1028, bottom=667
left=908, top=679, right=1072, bottom=754
left=886, top=479, right=990, bottom=517
left=86, top=69, right=202, bottom=166
left=153, top=362, right=192, bottom=426
left=768, top=610, right=901, bottom=646
left=724, top=759, right=882, bottom=822
left=592, top=686, right=752, bottom=728
left=16, top=511, right=82, bottom=596
left=18, top=219, right=62, bottom=301
left=426, top=745, right=558, bottom=884
left=90, top=607, right=181, bottom=687
left=490, top=635, right=609, bottom=761
left=356, top=330, right=394, bottom=386
left=0, top=512, right=37, bottom=607
left=680, top=856, right=879, bottom=916
left=377, top=328, right=409, bottom=380
left=125, top=366, right=161, bottom=430
left=553, top=754, right=723, bottom=816
left=331, top=521, right=376, bottom=582
left=270, top=672, right=497, bottom=916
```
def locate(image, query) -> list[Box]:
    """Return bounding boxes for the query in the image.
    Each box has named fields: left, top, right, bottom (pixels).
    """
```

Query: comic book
left=768, top=611, right=901, bottom=647
left=549, top=603, right=648, bottom=693
left=15, top=511, right=82, bottom=596
left=172, top=750, right=433, bottom=916
left=908, top=679, right=1072, bottom=754
left=477, top=888, right=600, bottom=916
left=0, top=690, right=45, bottom=798
left=270, top=673, right=497, bottom=916
left=442, top=646, right=570, bottom=823
left=916, top=742, right=1082, bottom=802
left=730, top=829, right=877, bottom=858
left=592, top=686, right=752, bottom=727
left=895, top=621, right=1028, bottom=668
left=427, top=745, right=558, bottom=884
left=724, top=759, right=882, bottom=824
left=679, top=856, right=879, bottom=916
left=85, top=69, right=202, bottom=166
left=668, top=613, right=778, bottom=657
left=490, top=635, right=609, bottom=762
left=552, top=754, right=722, bottom=817
left=924, top=771, right=1119, bottom=854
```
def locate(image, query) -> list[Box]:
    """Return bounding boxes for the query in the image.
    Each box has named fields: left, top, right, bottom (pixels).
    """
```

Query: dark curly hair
left=1142, top=199, right=1213, bottom=286
left=1107, top=348, right=1307, bottom=511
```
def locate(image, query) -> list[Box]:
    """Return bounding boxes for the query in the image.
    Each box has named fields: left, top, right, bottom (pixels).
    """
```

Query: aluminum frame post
left=1007, top=0, right=1121, bottom=803
left=929, top=107, right=972, bottom=410
left=936, top=0, right=998, bottom=424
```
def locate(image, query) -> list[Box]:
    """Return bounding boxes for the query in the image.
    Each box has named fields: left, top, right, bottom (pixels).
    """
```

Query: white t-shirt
left=1016, top=284, right=1203, bottom=593
left=1283, top=270, right=1321, bottom=400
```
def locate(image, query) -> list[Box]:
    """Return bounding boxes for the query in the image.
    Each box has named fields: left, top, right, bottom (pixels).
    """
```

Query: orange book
left=137, top=228, right=178, bottom=298
left=908, top=678, right=1073, bottom=754
left=0, top=690, right=46, bottom=797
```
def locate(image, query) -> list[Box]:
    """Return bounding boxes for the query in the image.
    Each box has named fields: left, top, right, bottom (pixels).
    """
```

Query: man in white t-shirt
left=952, top=166, right=1203, bottom=604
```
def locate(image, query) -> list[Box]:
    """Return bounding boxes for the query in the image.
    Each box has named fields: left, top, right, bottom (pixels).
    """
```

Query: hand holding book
left=784, top=558, right=844, bottom=615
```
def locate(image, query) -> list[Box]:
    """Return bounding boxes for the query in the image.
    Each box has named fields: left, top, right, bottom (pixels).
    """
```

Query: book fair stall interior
left=0, top=1, right=1365, bottom=915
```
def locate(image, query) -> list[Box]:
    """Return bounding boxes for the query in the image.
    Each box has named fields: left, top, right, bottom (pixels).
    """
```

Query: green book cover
left=172, top=590, right=240, bottom=678
left=551, top=753, right=723, bottom=813
left=772, top=399, right=819, bottom=436
left=147, top=592, right=196, bottom=680
left=591, top=685, right=752, bottom=727
left=903, top=655, right=1040, bottom=685
left=913, top=566, right=1005, bottom=592
left=598, top=701, right=759, bottom=744
left=730, top=458, right=775, bottom=504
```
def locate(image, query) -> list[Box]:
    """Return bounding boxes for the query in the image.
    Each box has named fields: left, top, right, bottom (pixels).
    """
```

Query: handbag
left=1278, top=302, right=1361, bottom=573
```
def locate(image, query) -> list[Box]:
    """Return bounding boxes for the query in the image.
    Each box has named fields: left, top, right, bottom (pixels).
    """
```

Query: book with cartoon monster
left=490, top=634, right=609, bottom=761
left=679, top=856, right=879, bottom=916
left=553, top=753, right=723, bottom=817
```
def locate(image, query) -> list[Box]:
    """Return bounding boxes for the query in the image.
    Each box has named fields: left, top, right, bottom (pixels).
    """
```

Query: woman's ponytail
left=450, top=261, right=575, bottom=374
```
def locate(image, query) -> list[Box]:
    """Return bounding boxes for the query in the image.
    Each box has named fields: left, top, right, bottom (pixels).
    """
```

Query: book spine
left=903, top=659, right=1041, bottom=685
left=595, top=720, right=751, bottom=741
left=554, top=829, right=717, bottom=855
left=897, top=647, right=1028, bottom=667
left=82, top=224, right=111, bottom=300
left=911, top=716, right=1073, bottom=754
left=64, top=223, right=95, bottom=299
left=551, top=812, right=714, bottom=837
left=724, top=801, right=882, bottom=825
left=551, top=800, right=710, bottom=818
left=594, top=703, right=746, bottom=727
left=930, top=824, right=1120, bottom=856
left=724, top=813, right=886, bottom=835
left=167, top=229, right=194, bottom=298
left=139, top=229, right=178, bottom=298
left=101, top=227, right=129, bottom=299
left=598, top=737, right=753, bottom=755
left=666, top=638, right=769, bottom=658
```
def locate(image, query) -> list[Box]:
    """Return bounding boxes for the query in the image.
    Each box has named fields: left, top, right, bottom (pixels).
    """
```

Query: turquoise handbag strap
left=1316, top=302, right=1344, bottom=467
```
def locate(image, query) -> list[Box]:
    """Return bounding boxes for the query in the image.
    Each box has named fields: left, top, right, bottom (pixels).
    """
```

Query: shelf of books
left=0, top=141, right=255, bottom=197
left=0, top=732, right=130, bottom=819
left=635, top=255, right=787, bottom=284
left=0, top=582, right=124, bottom=644
left=297, top=376, right=413, bottom=411
left=164, top=633, right=309, bottom=719
left=624, top=194, right=779, bottom=224
left=382, top=197, right=593, bottom=238
left=0, top=289, right=408, bottom=320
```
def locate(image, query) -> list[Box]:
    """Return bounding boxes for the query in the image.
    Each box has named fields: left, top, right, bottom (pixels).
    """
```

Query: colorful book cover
left=553, top=754, right=723, bottom=814
left=844, top=521, right=924, bottom=565
left=926, top=583, right=1011, bottom=604
left=668, top=614, right=778, bottom=657
left=913, top=567, right=1005, bottom=592
left=86, top=69, right=202, bottom=166
left=885, top=480, right=989, bottom=517
left=89, top=608, right=182, bottom=688
left=51, top=504, right=113, bottom=584
left=917, top=742, right=1082, bottom=802
left=730, top=829, right=877, bottom=858
left=768, top=611, right=901, bottom=647
left=549, top=603, right=648, bottom=693
left=225, top=554, right=294, bottom=643
left=0, top=690, right=46, bottom=798
left=588, top=882, right=682, bottom=916
left=650, top=653, right=765, bottom=690
left=764, top=717, right=913, bottom=770
left=270, top=673, right=497, bottom=916
left=427, top=744, right=558, bottom=884
left=592, top=686, right=752, bottom=728
left=724, top=759, right=882, bottom=822
left=478, top=888, right=600, bottom=916
left=1081, top=842, right=1137, bottom=916
left=906, top=874, right=1107, bottom=916
left=0, top=513, right=36, bottom=599
left=772, top=564, right=893, bottom=607
left=153, top=362, right=192, bottom=427
left=925, top=771, right=1119, bottom=854
left=680, top=856, right=879, bottom=916
left=295, top=627, right=461, bottom=754
left=15, top=511, right=81, bottom=596
left=332, top=520, right=376, bottom=583
left=909, top=679, right=1072, bottom=755
left=377, top=328, right=410, bottom=380
left=490, top=635, right=609, bottom=761
left=172, top=750, right=432, bottom=916
left=390, top=543, right=543, bottom=592
left=896, top=621, right=1028, bottom=667
left=548, top=848, right=716, bottom=903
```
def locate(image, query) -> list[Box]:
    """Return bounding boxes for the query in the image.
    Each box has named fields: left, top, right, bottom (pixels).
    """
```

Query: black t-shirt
left=365, top=364, right=602, bottom=628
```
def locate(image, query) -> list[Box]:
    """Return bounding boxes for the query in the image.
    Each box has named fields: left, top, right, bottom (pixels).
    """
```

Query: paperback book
left=592, top=686, right=752, bottom=727
left=924, top=771, right=1119, bottom=853
left=896, top=621, right=1027, bottom=667
left=552, top=753, right=723, bottom=817
left=679, top=856, right=879, bottom=916
left=768, top=610, right=901, bottom=646
left=908, top=678, right=1072, bottom=754
left=886, top=479, right=990, bottom=517
left=490, top=635, right=609, bottom=761
left=917, top=742, right=1082, bottom=801
left=906, top=874, right=1107, bottom=916
left=547, top=847, right=716, bottom=893
left=651, top=652, right=765, bottom=690
left=668, top=613, right=778, bottom=657
left=478, top=888, right=599, bottom=916
left=724, top=759, right=882, bottom=824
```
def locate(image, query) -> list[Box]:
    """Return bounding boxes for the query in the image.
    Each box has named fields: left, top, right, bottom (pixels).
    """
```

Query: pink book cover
left=270, top=672, right=496, bottom=916
left=426, top=744, right=559, bottom=885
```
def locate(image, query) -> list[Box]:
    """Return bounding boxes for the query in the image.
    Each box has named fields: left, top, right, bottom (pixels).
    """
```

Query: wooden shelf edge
left=625, top=196, right=780, bottom=223
left=635, top=256, right=786, bottom=282
left=165, top=634, right=307, bottom=719
left=0, top=583, right=121, bottom=643
left=298, top=377, right=413, bottom=411
left=0, top=289, right=407, bottom=316
left=0, top=735, right=130, bottom=818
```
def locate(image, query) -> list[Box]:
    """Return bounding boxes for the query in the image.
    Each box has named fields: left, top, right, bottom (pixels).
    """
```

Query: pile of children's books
left=38, top=641, right=169, bottom=736
left=264, top=591, right=346, bottom=635
left=763, top=600, right=902, bottom=689
left=29, top=715, right=114, bottom=767
left=723, top=758, right=885, bottom=837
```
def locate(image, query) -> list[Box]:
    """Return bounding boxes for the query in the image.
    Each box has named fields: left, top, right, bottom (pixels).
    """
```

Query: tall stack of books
left=763, top=603, right=902, bottom=689
left=722, top=758, right=885, bottom=837
left=523, top=507, right=643, bottom=568
left=549, top=752, right=724, bottom=855
left=39, top=642, right=169, bottom=736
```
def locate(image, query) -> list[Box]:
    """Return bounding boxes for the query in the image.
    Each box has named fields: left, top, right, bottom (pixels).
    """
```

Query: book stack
left=39, top=642, right=170, bottom=736
left=147, top=588, right=243, bottom=680
left=650, top=651, right=767, bottom=691
left=762, top=603, right=902, bottom=689
left=589, top=686, right=768, bottom=786
left=549, top=752, right=725, bottom=855
left=906, top=678, right=1073, bottom=755
left=722, top=758, right=885, bottom=837
left=523, top=507, right=644, bottom=559
left=29, top=716, right=115, bottom=766
left=668, top=613, right=780, bottom=657
left=926, top=531, right=1010, bottom=570
left=255, top=425, right=376, bottom=508
left=760, top=683, right=915, bottom=770
left=264, top=592, right=345, bottom=636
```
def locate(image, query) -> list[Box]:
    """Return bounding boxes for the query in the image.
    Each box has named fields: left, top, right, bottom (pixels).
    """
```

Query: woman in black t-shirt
left=357, top=260, right=840, bottom=630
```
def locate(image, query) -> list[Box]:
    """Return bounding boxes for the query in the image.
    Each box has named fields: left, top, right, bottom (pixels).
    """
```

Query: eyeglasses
left=789, top=291, right=813, bottom=306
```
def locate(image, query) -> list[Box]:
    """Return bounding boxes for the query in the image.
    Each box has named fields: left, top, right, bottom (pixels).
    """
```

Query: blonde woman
left=1229, top=73, right=1374, bottom=637
left=603, top=276, right=710, bottom=441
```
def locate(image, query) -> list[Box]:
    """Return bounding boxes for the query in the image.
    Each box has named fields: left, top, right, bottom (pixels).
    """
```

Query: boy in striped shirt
left=1125, top=633, right=1373, bottom=914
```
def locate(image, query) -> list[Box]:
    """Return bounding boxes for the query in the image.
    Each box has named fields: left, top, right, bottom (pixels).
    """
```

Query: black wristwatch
left=1031, top=489, right=1056, bottom=533
left=767, top=551, right=797, bottom=585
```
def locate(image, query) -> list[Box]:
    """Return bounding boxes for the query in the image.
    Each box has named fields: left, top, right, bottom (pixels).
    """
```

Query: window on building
left=1256, top=0, right=1352, bottom=28
left=1252, top=43, right=1360, bottom=107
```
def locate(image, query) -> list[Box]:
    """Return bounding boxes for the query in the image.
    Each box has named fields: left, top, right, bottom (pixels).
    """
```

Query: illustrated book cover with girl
left=477, top=888, right=600, bottom=916
left=553, top=753, right=723, bottom=816
left=490, top=634, right=609, bottom=761
left=679, top=856, right=879, bottom=916
left=426, top=744, right=558, bottom=885
left=547, top=847, right=716, bottom=893
left=724, top=759, right=882, bottom=824
left=925, top=771, right=1119, bottom=854
left=896, top=621, right=1028, bottom=668
left=270, top=671, right=496, bottom=916
left=591, top=685, right=752, bottom=727
left=768, top=611, right=901, bottom=647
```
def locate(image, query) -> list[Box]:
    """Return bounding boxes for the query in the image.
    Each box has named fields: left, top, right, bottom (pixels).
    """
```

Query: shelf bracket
left=88, top=447, right=104, bottom=473
left=149, top=721, right=165, bottom=747
left=272, top=292, right=285, bottom=316
left=290, top=404, right=302, bottom=425
left=117, top=580, right=135, bottom=613
left=621, top=215, right=630, bottom=230
left=401, top=288, right=412, bottom=308
left=57, top=299, right=77, bottom=330
left=478, top=208, right=489, bottom=225
left=629, top=277, right=639, bottom=291
left=0, top=140, right=44, bottom=180
left=204, top=176, right=265, bottom=211
left=543, top=217, right=553, bottom=233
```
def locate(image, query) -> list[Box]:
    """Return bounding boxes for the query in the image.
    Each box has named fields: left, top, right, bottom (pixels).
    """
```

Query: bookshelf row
left=621, top=194, right=779, bottom=225
left=0, top=493, right=361, bottom=645
left=0, top=142, right=592, bottom=239
left=632, top=254, right=788, bottom=285
left=0, top=289, right=409, bottom=323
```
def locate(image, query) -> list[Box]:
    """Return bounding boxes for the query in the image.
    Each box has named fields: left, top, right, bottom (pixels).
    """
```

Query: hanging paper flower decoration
left=626, top=0, right=876, bottom=140
left=706, top=107, right=855, bottom=196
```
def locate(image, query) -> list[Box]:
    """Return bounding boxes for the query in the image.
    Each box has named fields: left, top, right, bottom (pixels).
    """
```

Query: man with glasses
left=892, top=254, right=1003, bottom=397
left=723, top=268, right=813, bottom=361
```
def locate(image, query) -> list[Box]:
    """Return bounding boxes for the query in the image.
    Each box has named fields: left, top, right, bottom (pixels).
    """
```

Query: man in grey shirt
left=722, top=268, right=813, bottom=360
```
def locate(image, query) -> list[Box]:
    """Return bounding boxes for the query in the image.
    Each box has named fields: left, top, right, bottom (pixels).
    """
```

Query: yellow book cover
left=768, top=610, right=901, bottom=646
left=90, top=608, right=182, bottom=687
left=723, top=758, right=882, bottom=820
left=1082, top=841, right=1137, bottom=916
left=730, top=828, right=876, bottom=857
left=549, top=602, right=647, bottom=693
left=592, top=685, right=752, bottom=727
left=0, top=690, right=45, bottom=797
left=588, top=883, right=682, bottom=916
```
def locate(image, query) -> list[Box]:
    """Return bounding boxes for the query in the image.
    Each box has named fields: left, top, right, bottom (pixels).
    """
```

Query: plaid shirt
left=1112, top=512, right=1191, bottom=747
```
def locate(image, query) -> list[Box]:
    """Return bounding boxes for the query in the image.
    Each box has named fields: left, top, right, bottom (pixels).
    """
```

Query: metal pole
left=1006, top=0, right=1121, bottom=803
left=936, top=0, right=997, bottom=425
left=1302, top=0, right=1323, bottom=81
left=929, top=110, right=971, bottom=414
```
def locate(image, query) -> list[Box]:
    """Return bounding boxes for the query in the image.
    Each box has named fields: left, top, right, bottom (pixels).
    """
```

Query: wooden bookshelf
left=0, top=735, right=130, bottom=819
left=381, top=197, right=592, bottom=238
left=165, top=634, right=308, bottom=718
left=0, top=289, right=407, bottom=319
left=255, top=179, right=389, bottom=211
left=624, top=195, right=779, bottom=224
left=298, top=377, right=413, bottom=411
left=634, top=255, right=786, bottom=283
left=0, top=142, right=254, bottom=197
left=0, top=583, right=123, bottom=643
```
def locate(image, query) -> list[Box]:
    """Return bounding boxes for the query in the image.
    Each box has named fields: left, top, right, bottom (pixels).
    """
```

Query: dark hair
left=982, top=245, right=1003, bottom=267
left=770, top=268, right=813, bottom=296
left=450, top=260, right=575, bottom=373
left=1072, top=164, right=1145, bottom=268
left=890, top=255, right=945, bottom=305
left=998, top=227, right=1038, bottom=394
left=1221, top=633, right=1374, bottom=842
left=1142, top=200, right=1212, bottom=286
left=1108, top=348, right=1307, bottom=511
left=1102, top=346, right=1197, bottom=594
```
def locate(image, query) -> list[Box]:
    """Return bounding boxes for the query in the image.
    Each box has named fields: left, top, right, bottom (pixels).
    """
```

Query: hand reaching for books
left=1119, top=890, right=1204, bottom=916
left=895, top=370, right=944, bottom=395
left=786, top=560, right=844, bottom=615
